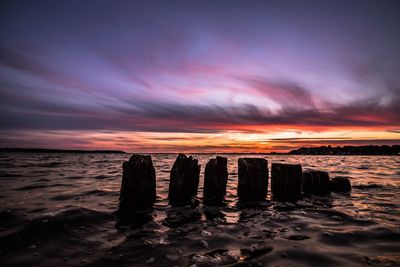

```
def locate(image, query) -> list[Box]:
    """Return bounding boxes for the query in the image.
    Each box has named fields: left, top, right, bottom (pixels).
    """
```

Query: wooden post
left=271, top=163, right=302, bottom=201
left=237, top=158, right=268, bottom=202
left=168, top=154, right=200, bottom=206
left=203, top=156, right=228, bottom=205
left=119, top=154, right=156, bottom=214
left=302, top=169, right=331, bottom=195
left=330, top=177, right=351, bottom=192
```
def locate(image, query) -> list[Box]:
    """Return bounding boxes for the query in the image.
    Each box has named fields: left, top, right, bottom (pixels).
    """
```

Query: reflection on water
left=0, top=153, right=399, bottom=266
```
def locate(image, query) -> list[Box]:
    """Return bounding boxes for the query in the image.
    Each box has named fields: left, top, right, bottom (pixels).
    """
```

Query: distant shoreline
left=0, top=148, right=127, bottom=154
left=287, top=145, right=400, bottom=156
left=1, top=145, right=399, bottom=155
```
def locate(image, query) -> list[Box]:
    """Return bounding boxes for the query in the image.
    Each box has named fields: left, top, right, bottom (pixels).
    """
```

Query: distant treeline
left=0, top=148, right=126, bottom=154
left=288, top=145, right=400, bottom=155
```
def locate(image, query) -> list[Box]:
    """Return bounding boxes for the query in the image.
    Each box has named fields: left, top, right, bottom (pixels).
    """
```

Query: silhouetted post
left=330, top=177, right=351, bottom=192
left=237, top=158, right=268, bottom=202
left=302, top=170, right=331, bottom=195
left=119, top=154, right=156, bottom=214
left=271, top=163, right=302, bottom=201
left=203, top=156, right=228, bottom=205
left=168, top=154, right=200, bottom=206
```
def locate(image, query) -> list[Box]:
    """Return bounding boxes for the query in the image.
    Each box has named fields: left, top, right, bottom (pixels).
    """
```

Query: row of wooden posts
left=119, top=154, right=351, bottom=213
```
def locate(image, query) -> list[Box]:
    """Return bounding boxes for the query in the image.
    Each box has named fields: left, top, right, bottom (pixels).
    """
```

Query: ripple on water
left=94, top=175, right=111, bottom=179
left=14, top=184, right=48, bottom=191
left=0, top=153, right=399, bottom=267
left=66, top=175, right=83, bottom=179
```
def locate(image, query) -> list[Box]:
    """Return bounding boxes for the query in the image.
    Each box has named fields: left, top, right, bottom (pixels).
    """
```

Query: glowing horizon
left=1, top=1, right=399, bottom=152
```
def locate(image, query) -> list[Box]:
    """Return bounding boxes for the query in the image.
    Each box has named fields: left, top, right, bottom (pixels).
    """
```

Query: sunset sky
left=1, top=0, right=399, bottom=152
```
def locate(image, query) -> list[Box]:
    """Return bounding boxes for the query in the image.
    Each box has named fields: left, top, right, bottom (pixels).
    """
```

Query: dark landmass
left=2, top=145, right=400, bottom=155
left=0, top=148, right=127, bottom=154
left=288, top=145, right=400, bottom=155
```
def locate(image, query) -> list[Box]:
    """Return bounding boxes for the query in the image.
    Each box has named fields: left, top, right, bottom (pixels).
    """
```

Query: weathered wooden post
left=203, top=156, right=228, bottom=205
left=330, top=177, right=351, bottom=192
left=168, top=154, right=200, bottom=206
left=271, top=163, right=302, bottom=201
left=119, top=154, right=156, bottom=214
left=302, top=169, right=331, bottom=195
left=237, top=158, right=268, bottom=202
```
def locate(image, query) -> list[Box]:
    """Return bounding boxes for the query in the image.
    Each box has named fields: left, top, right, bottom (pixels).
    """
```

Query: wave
left=94, top=175, right=111, bottom=180
left=353, top=183, right=383, bottom=189
left=0, top=207, right=113, bottom=245
left=13, top=184, right=48, bottom=191
left=33, top=162, right=63, bottom=168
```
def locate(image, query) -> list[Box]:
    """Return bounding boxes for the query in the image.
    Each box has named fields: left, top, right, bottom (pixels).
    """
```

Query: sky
left=0, top=0, right=400, bottom=152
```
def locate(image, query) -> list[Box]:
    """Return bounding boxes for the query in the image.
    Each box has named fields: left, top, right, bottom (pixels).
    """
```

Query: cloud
left=386, top=129, right=400, bottom=133
left=1, top=1, right=400, bottom=137
left=0, top=45, right=74, bottom=87
left=241, top=76, right=315, bottom=108
left=265, top=137, right=350, bottom=141
left=1, top=89, right=399, bottom=134
left=1, top=44, right=399, bottom=134
left=0, top=45, right=399, bottom=134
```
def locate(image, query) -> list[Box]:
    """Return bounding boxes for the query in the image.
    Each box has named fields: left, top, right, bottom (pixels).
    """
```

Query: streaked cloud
left=1, top=0, right=400, bottom=151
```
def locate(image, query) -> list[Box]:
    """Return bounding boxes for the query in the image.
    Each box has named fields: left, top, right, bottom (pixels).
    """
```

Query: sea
left=0, top=153, right=399, bottom=266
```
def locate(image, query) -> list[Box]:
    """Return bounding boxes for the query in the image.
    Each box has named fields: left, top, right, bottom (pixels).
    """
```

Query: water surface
left=0, top=153, right=399, bottom=266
